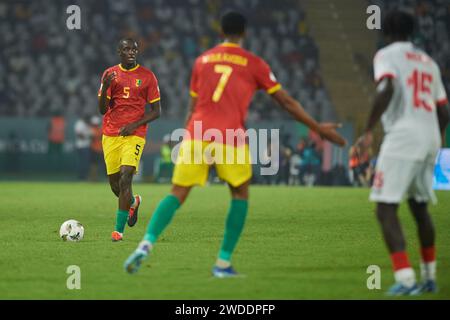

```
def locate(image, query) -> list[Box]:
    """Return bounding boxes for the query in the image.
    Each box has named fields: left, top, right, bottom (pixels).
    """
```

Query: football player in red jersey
left=125, top=12, right=345, bottom=276
left=98, top=38, right=161, bottom=241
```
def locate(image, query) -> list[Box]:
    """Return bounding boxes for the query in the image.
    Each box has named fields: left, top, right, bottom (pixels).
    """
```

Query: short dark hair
left=382, top=10, right=415, bottom=40
left=117, top=38, right=138, bottom=50
left=221, top=11, right=247, bottom=36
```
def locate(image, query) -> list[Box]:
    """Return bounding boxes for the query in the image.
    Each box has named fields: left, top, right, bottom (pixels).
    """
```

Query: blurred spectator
left=89, top=115, right=104, bottom=181
left=155, top=134, right=174, bottom=183
left=260, top=139, right=279, bottom=185
left=371, top=0, right=450, bottom=96
left=348, top=145, right=371, bottom=187
left=5, top=131, right=20, bottom=173
left=47, top=111, right=65, bottom=171
left=299, top=140, right=321, bottom=186
left=74, top=114, right=91, bottom=180
left=0, top=0, right=336, bottom=122
left=277, top=144, right=292, bottom=185
left=289, top=151, right=301, bottom=185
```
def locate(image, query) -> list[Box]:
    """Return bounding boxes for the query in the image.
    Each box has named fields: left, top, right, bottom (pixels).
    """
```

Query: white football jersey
left=373, top=41, right=448, bottom=161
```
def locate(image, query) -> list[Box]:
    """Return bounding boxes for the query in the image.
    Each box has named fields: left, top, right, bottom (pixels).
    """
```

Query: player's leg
left=212, top=179, right=250, bottom=278
left=124, top=184, right=193, bottom=274
left=111, top=165, right=136, bottom=239
left=120, top=136, right=146, bottom=231
left=407, top=199, right=437, bottom=292
left=407, top=158, right=438, bottom=292
left=145, top=184, right=191, bottom=243
left=102, top=135, right=131, bottom=240
left=124, top=140, right=209, bottom=273
left=212, top=143, right=252, bottom=277
left=108, top=173, right=120, bottom=197
left=125, top=184, right=192, bottom=273
left=375, top=202, right=417, bottom=292
left=370, top=156, right=419, bottom=295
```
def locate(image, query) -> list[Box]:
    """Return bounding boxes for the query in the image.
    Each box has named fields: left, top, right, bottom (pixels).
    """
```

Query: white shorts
left=369, top=156, right=437, bottom=204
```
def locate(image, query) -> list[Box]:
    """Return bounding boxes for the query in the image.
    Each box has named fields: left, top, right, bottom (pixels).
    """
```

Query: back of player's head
left=221, top=11, right=247, bottom=36
left=382, top=10, right=415, bottom=40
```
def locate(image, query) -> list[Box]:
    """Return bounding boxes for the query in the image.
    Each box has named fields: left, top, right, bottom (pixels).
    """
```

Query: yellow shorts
left=102, top=135, right=146, bottom=175
left=172, top=140, right=252, bottom=187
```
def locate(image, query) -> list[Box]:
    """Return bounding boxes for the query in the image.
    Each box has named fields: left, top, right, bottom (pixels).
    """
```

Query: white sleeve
left=373, top=50, right=397, bottom=82
left=434, top=64, right=448, bottom=106
left=74, top=121, right=82, bottom=134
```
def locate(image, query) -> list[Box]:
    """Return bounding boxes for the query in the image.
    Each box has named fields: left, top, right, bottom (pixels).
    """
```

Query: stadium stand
left=0, top=0, right=337, bottom=122
left=370, top=0, right=450, bottom=95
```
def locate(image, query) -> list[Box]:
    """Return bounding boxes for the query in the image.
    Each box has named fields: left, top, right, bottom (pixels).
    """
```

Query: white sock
left=216, top=258, right=231, bottom=269
left=420, top=261, right=436, bottom=281
left=138, top=240, right=152, bottom=253
left=394, top=268, right=416, bottom=288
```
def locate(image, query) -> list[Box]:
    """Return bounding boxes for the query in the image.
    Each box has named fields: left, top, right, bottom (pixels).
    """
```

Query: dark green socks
left=115, top=209, right=129, bottom=233
left=144, top=194, right=181, bottom=244
left=218, top=199, right=249, bottom=262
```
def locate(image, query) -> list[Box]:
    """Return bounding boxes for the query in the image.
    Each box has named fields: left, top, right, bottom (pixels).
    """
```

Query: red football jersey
left=186, top=43, right=281, bottom=144
left=98, top=64, right=160, bottom=138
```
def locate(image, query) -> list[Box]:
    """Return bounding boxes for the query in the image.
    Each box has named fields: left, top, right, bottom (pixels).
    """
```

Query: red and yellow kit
left=173, top=43, right=281, bottom=187
left=98, top=64, right=160, bottom=138
left=186, top=42, right=281, bottom=142
left=98, top=64, right=160, bottom=175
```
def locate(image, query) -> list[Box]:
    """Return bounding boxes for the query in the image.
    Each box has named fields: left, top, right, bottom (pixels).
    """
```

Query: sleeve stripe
left=149, top=97, right=161, bottom=104
left=97, top=94, right=111, bottom=99
left=190, top=90, right=198, bottom=98
left=375, top=73, right=396, bottom=83
left=436, top=98, right=448, bottom=107
left=267, top=83, right=282, bottom=94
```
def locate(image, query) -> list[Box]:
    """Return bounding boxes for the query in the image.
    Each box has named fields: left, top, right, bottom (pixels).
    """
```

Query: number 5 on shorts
left=135, top=144, right=141, bottom=156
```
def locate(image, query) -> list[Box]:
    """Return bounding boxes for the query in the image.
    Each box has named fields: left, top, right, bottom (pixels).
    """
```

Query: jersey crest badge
left=135, top=79, right=142, bottom=87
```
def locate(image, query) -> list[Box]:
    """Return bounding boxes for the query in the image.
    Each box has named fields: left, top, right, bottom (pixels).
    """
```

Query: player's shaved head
left=221, top=11, right=247, bottom=36
left=118, top=38, right=138, bottom=50
left=382, top=10, right=415, bottom=40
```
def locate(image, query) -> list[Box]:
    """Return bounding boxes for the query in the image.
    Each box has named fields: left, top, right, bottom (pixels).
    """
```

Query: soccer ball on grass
left=59, top=219, right=84, bottom=242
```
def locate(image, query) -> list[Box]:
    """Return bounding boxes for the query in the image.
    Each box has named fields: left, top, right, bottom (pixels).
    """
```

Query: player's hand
left=119, top=123, right=138, bottom=136
left=354, top=131, right=373, bottom=150
left=102, top=71, right=116, bottom=90
left=318, top=123, right=346, bottom=146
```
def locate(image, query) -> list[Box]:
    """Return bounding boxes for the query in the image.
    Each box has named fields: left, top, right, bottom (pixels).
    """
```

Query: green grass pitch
left=0, top=182, right=449, bottom=299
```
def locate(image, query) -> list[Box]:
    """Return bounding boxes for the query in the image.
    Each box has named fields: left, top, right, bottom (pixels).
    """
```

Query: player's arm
left=271, top=89, right=346, bottom=146
left=434, top=65, right=449, bottom=146
left=119, top=100, right=161, bottom=136
left=437, top=103, right=449, bottom=146
left=184, top=96, right=197, bottom=127
left=356, top=77, right=394, bottom=148
left=98, top=71, right=116, bottom=115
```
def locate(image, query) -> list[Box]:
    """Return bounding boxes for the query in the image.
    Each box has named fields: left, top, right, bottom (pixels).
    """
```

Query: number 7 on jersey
left=212, top=64, right=233, bottom=102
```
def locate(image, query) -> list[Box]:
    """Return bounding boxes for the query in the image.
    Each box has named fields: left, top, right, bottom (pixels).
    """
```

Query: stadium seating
left=0, top=0, right=337, bottom=122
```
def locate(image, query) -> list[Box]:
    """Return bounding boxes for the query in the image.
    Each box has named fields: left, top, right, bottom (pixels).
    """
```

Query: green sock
left=143, top=194, right=180, bottom=244
left=218, top=199, right=248, bottom=262
left=130, top=196, right=135, bottom=207
left=115, top=209, right=129, bottom=233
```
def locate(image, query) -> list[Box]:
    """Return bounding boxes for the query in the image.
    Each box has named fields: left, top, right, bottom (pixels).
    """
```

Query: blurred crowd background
left=0, top=0, right=449, bottom=187
left=0, top=0, right=335, bottom=121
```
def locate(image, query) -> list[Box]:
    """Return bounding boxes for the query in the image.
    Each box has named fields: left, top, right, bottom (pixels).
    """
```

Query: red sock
left=420, top=246, right=436, bottom=263
left=390, top=251, right=411, bottom=271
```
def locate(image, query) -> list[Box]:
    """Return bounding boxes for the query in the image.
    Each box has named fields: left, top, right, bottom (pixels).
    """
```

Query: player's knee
left=110, top=184, right=120, bottom=197
left=119, top=172, right=133, bottom=191
left=171, top=185, right=191, bottom=205
left=230, top=182, right=249, bottom=200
